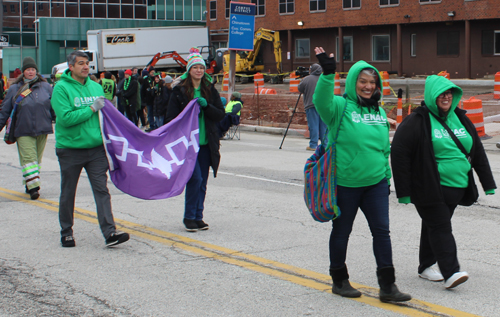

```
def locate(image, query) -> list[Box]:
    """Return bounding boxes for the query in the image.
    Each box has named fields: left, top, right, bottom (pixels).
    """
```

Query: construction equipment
left=222, top=28, right=282, bottom=81
left=144, top=46, right=219, bottom=74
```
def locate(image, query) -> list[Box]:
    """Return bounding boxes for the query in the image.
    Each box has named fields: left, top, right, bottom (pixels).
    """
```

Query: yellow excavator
left=223, top=28, right=282, bottom=82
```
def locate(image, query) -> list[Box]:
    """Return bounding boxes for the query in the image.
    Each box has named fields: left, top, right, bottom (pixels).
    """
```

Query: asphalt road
left=1, top=128, right=500, bottom=316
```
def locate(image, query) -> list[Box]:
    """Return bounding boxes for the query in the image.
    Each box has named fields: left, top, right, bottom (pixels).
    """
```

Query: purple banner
left=99, top=99, right=200, bottom=200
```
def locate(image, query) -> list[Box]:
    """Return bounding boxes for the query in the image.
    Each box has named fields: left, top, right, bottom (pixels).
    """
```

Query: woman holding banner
left=165, top=48, right=225, bottom=232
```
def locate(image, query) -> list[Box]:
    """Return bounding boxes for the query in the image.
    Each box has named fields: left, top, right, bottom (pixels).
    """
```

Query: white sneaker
left=419, top=265, right=444, bottom=281
left=444, top=271, right=469, bottom=289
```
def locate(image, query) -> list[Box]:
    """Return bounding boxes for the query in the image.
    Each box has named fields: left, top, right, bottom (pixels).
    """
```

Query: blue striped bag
left=303, top=103, right=346, bottom=222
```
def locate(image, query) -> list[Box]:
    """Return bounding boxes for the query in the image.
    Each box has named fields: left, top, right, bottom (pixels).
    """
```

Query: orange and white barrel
left=334, top=73, right=341, bottom=95
left=396, top=96, right=403, bottom=129
left=254, top=73, right=264, bottom=94
left=462, top=97, right=485, bottom=137
left=257, top=87, right=277, bottom=95
left=222, top=72, right=229, bottom=92
left=494, top=72, right=500, bottom=100
left=289, top=72, right=300, bottom=93
left=381, top=71, right=390, bottom=96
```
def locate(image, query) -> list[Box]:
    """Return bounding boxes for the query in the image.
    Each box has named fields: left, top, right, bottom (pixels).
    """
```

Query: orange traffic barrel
left=254, top=73, right=264, bottom=93
left=462, top=97, right=485, bottom=137
left=334, top=73, right=341, bottom=95
left=257, top=87, right=277, bottom=95
left=396, top=88, right=403, bottom=128
left=222, top=72, right=229, bottom=92
left=380, top=71, right=390, bottom=96
left=289, top=72, right=300, bottom=93
left=438, top=70, right=451, bottom=79
left=494, top=72, right=500, bottom=100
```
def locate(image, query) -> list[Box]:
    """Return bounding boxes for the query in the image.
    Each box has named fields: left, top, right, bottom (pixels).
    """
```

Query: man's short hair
left=67, top=51, right=89, bottom=66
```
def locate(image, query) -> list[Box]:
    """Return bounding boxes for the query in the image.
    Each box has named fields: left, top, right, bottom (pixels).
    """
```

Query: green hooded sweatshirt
left=312, top=60, right=390, bottom=188
left=51, top=69, right=105, bottom=149
left=424, top=75, right=472, bottom=188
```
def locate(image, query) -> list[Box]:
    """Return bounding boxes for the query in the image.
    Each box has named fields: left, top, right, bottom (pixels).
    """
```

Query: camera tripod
left=279, top=93, right=303, bottom=149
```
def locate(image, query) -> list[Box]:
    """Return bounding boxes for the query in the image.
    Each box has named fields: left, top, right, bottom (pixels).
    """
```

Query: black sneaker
left=105, top=232, right=130, bottom=247
left=183, top=218, right=198, bottom=232
left=29, top=188, right=40, bottom=200
left=61, top=236, right=76, bottom=248
left=196, top=220, right=209, bottom=230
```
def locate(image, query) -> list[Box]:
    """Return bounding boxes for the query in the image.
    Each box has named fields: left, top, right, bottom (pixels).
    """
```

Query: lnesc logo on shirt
left=434, top=128, right=467, bottom=139
left=351, top=111, right=387, bottom=126
left=74, top=96, right=98, bottom=108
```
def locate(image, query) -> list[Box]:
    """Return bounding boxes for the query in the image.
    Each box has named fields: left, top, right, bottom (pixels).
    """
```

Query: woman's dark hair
left=180, top=73, right=212, bottom=101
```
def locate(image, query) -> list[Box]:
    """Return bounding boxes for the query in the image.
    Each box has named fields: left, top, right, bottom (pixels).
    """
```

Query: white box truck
left=51, top=26, right=210, bottom=78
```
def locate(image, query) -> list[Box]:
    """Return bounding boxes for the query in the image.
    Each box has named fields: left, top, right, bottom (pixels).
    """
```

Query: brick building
left=207, top=0, right=500, bottom=79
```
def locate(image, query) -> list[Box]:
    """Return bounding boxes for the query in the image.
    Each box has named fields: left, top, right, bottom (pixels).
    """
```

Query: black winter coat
left=165, top=81, right=225, bottom=177
left=153, top=84, right=171, bottom=117
left=0, top=75, right=54, bottom=137
left=122, top=77, right=138, bottom=110
left=141, top=76, right=156, bottom=105
left=391, top=105, right=496, bottom=206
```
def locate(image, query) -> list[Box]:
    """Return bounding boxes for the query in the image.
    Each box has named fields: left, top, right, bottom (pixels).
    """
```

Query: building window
left=411, top=34, right=416, bottom=57
left=310, top=0, right=325, bottom=11
left=23, top=2, right=28, bottom=14
left=279, top=0, right=294, bottom=14
left=225, top=0, right=230, bottom=18
left=336, top=36, right=353, bottom=61
left=10, top=4, right=15, bottom=12
left=437, top=31, right=459, bottom=56
left=380, top=0, right=398, bottom=6
left=296, top=39, right=310, bottom=58
left=343, top=0, right=360, bottom=9
left=420, top=0, right=440, bottom=3
left=209, top=1, right=216, bottom=20
left=481, top=30, right=500, bottom=55
left=251, top=0, right=265, bottom=16
left=3, top=5, right=6, bottom=13
left=372, top=35, right=390, bottom=61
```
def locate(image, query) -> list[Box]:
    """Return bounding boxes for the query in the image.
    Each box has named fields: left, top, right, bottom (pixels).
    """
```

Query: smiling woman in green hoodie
left=312, top=47, right=411, bottom=303
left=391, top=75, right=496, bottom=289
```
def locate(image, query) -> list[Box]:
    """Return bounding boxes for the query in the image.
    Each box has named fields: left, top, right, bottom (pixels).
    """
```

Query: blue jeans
left=306, top=107, right=327, bottom=148
left=184, top=145, right=211, bottom=221
left=329, top=179, right=393, bottom=269
left=147, top=104, right=156, bottom=129
left=154, top=115, right=164, bottom=129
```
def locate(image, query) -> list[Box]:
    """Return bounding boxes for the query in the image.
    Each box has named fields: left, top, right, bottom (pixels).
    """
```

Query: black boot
left=377, top=267, right=411, bottom=302
left=28, top=186, right=40, bottom=200
left=330, top=265, right=362, bottom=298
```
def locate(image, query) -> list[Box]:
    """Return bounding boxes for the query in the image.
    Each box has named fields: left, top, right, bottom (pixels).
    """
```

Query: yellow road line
left=0, top=187, right=481, bottom=317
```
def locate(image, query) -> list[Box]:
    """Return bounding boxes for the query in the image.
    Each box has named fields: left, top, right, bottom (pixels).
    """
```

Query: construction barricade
left=289, top=72, right=300, bottom=93
left=380, top=71, right=390, bottom=96
left=462, top=97, right=485, bottom=137
left=438, top=70, right=451, bottom=79
left=396, top=89, right=403, bottom=128
left=256, top=87, right=277, bottom=95
left=334, top=73, right=341, bottom=95
left=494, top=72, right=500, bottom=100
left=254, top=73, right=264, bottom=93
left=222, top=72, right=229, bottom=91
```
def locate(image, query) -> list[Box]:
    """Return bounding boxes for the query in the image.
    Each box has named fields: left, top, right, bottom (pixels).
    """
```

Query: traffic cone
left=334, top=73, right=341, bottom=95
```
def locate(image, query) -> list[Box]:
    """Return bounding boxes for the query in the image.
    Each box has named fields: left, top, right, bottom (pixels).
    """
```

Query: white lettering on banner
left=351, top=111, right=387, bottom=125
left=234, top=6, right=251, bottom=14
left=104, top=129, right=200, bottom=178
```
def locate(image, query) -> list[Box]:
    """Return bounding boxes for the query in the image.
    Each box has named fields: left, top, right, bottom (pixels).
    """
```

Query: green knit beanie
left=22, top=56, right=38, bottom=72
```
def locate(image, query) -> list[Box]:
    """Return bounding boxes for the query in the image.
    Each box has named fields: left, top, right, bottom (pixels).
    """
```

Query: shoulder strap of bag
left=429, top=111, right=471, bottom=162
left=328, top=99, right=348, bottom=145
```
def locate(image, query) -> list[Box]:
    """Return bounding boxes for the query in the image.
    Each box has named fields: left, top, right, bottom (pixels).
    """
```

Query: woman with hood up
left=165, top=47, right=225, bottom=232
left=391, top=75, right=495, bottom=289
left=0, top=57, right=54, bottom=200
left=312, top=47, right=411, bottom=302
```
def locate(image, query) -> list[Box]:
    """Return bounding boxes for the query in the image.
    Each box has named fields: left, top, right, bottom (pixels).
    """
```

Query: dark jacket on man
left=122, top=76, right=138, bottom=110
left=391, top=104, right=496, bottom=206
